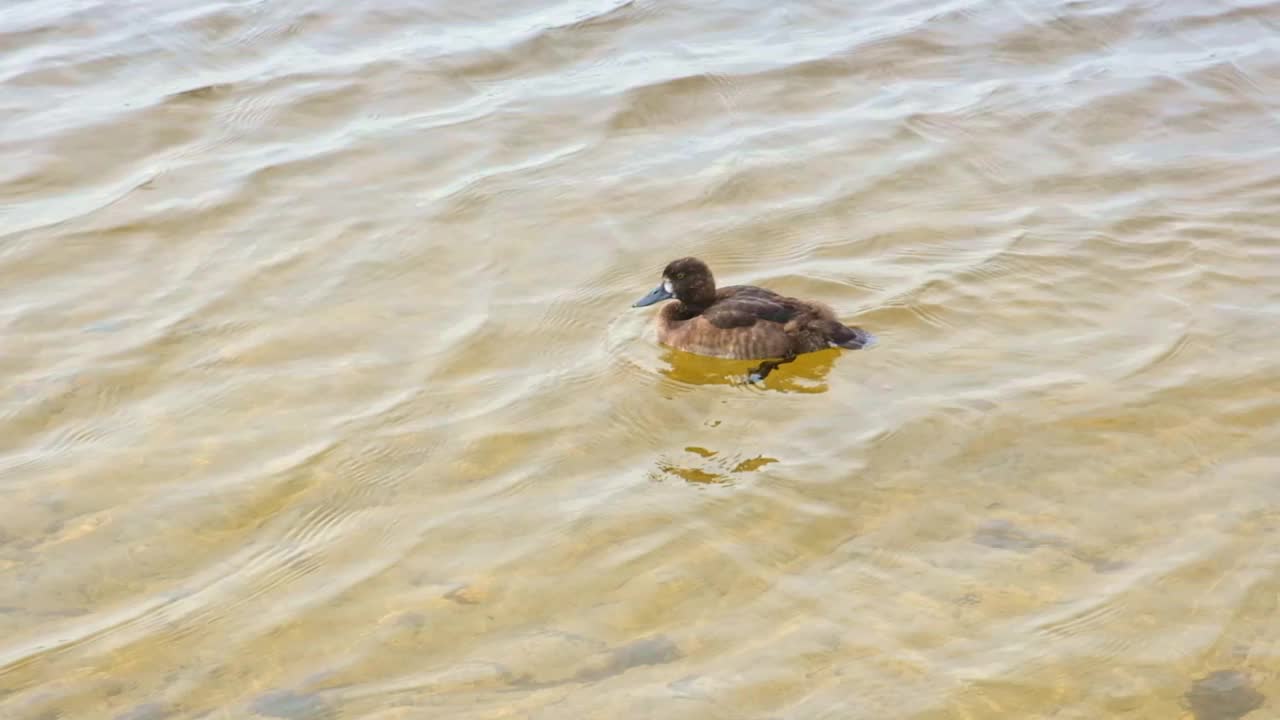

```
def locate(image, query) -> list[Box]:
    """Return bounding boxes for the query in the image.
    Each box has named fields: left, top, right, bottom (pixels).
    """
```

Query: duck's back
left=713, top=285, right=839, bottom=325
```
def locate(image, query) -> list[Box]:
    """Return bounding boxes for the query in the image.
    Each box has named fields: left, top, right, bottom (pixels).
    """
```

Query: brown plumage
left=631, top=257, right=873, bottom=366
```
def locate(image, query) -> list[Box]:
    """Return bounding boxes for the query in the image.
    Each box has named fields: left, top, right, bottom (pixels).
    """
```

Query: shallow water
left=3, top=0, right=1280, bottom=718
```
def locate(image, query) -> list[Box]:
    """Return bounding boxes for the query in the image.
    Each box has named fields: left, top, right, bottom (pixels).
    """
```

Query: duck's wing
left=703, top=286, right=801, bottom=329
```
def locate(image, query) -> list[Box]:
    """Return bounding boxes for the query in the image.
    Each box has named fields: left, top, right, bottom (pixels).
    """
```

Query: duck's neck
left=662, top=301, right=702, bottom=321
left=668, top=300, right=709, bottom=320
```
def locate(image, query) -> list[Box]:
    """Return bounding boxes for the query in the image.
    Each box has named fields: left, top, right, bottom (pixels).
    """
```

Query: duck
left=631, top=257, right=872, bottom=380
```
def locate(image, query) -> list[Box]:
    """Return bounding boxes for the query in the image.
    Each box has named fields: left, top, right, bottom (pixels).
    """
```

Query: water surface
left=2, top=0, right=1279, bottom=718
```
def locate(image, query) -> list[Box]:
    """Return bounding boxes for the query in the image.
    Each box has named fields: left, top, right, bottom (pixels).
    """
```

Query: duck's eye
left=676, top=272, right=686, bottom=279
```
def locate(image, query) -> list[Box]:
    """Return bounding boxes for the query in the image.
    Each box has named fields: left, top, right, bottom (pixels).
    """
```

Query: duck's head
left=632, top=257, right=717, bottom=309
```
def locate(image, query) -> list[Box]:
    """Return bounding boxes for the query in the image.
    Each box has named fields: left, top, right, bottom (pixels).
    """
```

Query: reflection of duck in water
left=658, top=347, right=838, bottom=393
left=632, top=257, right=873, bottom=382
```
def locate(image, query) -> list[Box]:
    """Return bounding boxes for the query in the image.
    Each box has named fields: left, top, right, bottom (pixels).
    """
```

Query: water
left=2, top=1, right=1279, bottom=718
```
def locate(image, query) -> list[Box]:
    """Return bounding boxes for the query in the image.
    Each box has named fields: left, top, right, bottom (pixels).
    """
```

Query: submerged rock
left=972, top=519, right=1063, bottom=552
left=573, top=635, right=682, bottom=682
left=1185, top=670, right=1265, bottom=720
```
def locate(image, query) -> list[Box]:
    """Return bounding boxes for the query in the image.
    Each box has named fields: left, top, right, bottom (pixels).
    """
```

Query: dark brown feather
left=704, top=287, right=799, bottom=328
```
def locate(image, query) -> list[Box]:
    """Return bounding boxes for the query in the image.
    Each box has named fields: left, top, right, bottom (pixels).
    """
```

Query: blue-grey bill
left=632, top=283, right=673, bottom=307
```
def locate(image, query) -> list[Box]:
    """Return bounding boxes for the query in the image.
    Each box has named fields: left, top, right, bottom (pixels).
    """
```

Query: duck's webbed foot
left=747, top=352, right=798, bottom=384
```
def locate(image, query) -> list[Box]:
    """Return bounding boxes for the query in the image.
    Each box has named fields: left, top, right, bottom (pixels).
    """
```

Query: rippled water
left=3, top=0, right=1280, bottom=718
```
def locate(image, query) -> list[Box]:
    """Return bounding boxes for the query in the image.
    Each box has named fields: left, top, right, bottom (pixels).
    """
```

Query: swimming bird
left=631, top=257, right=872, bottom=381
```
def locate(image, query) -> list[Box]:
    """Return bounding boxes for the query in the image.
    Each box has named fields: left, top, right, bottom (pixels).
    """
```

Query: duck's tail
left=825, top=321, right=875, bottom=350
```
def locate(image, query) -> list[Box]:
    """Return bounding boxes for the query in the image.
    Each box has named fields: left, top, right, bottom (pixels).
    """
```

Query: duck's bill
left=632, top=283, right=673, bottom=307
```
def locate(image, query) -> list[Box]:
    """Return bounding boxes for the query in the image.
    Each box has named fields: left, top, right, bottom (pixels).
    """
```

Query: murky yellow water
left=3, top=0, right=1280, bottom=718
